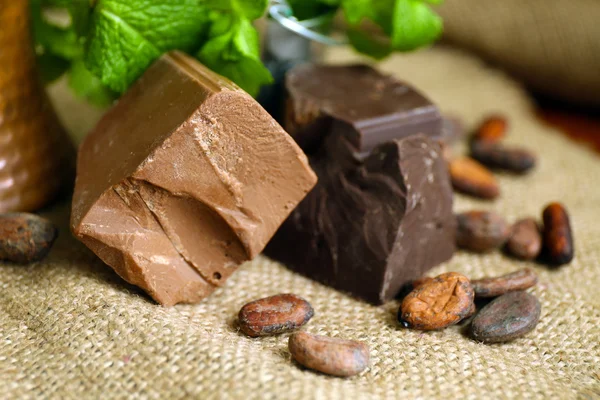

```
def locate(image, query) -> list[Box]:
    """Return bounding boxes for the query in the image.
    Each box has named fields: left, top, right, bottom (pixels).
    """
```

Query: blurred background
left=437, top=0, right=600, bottom=152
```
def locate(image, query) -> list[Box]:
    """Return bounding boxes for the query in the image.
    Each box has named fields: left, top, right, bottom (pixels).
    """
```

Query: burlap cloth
left=437, top=0, right=600, bottom=108
left=2, top=46, right=599, bottom=399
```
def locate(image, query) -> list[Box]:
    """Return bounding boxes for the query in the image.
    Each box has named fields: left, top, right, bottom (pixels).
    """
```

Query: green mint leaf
left=287, top=0, right=339, bottom=21
left=205, top=0, right=268, bottom=20
left=84, top=8, right=161, bottom=93
left=197, top=16, right=272, bottom=96
left=31, top=0, right=83, bottom=60
left=40, top=0, right=78, bottom=6
left=39, top=24, right=83, bottom=60
left=69, top=0, right=94, bottom=37
left=346, top=27, right=392, bottom=59
left=85, top=0, right=209, bottom=93
left=318, top=0, right=342, bottom=5
left=68, top=59, right=117, bottom=106
left=37, top=53, right=71, bottom=83
left=342, top=0, right=373, bottom=25
left=342, top=0, right=442, bottom=56
left=363, top=0, right=395, bottom=35
left=390, top=0, right=442, bottom=51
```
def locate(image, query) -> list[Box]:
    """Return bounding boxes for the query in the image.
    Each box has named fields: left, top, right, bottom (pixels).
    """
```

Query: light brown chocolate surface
left=71, top=51, right=316, bottom=306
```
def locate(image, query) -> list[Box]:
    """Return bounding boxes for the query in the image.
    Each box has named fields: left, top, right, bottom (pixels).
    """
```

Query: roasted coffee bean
left=449, top=157, right=500, bottom=199
left=473, top=115, right=507, bottom=143
left=456, top=211, right=510, bottom=252
left=506, top=218, right=542, bottom=260
left=238, top=294, right=314, bottom=337
left=0, top=213, right=58, bottom=264
left=288, top=332, right=370, bottom=377
left=399, top=272, right=474, bottom=330
left=542, top=203, right=574, bottom=265
left=471, top=268, right=538, bottom=298
left=470, top=141, right=536, bottom=174
left=470, top=291, right=541, bottom=343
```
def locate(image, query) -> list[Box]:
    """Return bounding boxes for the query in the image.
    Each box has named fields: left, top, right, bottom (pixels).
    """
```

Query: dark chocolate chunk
left=266, top=132, right=455, bottom=304
left=284, top=64, right=443, bottom=154
left=71, top=51, right=317, bottom=306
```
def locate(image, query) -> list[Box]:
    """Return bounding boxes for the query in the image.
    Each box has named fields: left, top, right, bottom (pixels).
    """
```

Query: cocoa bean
left=470, top=291, right=541, bottom=343
left=412, top=276, right=433, bottom=289
left=238, top=294, right=314, bottom=337
left=288, top=332, right=370, bottom=377
left=473, top=115, right=508, bottom=143
left=470, top=141, right=536, bottom=174
left=506, top=218, right=542, bottom=260
left=456, top=211, right=510, bottom=252
left=399, top=272, right=474, bottom=330
left=449, top=157, right=500, bottom=199
left=0, top=213, right=58, bottom=264
left=471, top=268, right=538, bottom=298
left=542, top=203, right=574, bottom=265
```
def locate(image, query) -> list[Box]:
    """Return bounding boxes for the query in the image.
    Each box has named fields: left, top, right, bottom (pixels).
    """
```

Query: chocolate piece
left=71, top=51, right=317, bottom=306
left=266, top=64, right=454, bottom=304
left=266, top=133, right=455, bottom=304
left=284, top=64, right=442, bottom=154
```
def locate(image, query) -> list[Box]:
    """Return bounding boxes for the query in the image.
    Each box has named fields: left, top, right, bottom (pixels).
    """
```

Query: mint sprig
left=291, top=0, right=443, bottom=57
left=31, top=0, right=116, bottom=105
left=197, top=13, right=273, bottom=95
left=85, top=0, right=210, bottom=93
left=33, top=0, right=443, bottom=102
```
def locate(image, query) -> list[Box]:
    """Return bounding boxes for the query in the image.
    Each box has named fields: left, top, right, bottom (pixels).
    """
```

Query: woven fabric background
left=437, top=0, right=600, bottom=108
left=2, top=46, right=599, bottom=399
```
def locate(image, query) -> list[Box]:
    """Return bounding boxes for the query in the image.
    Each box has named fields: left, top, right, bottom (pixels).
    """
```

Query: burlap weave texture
left=437, top=0, right=600, bottom=108
left=1, top=46, right=599, bottom=399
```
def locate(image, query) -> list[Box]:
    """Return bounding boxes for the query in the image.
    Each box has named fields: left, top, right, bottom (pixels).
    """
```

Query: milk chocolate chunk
left=284, top=64, right=443, bottom=154
left=266, top=133, right=455, bottom=304
left=71, top=51, right=317, bottom=306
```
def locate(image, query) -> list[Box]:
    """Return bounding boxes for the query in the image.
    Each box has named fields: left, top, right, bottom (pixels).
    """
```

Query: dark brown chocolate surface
left=266, top=133, right=455, bottom=304
left=284, top=64, right=442, bottom=154
left=265, top=64, right=455, bottom=304
left=71, top=51, right=317, bottom=306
